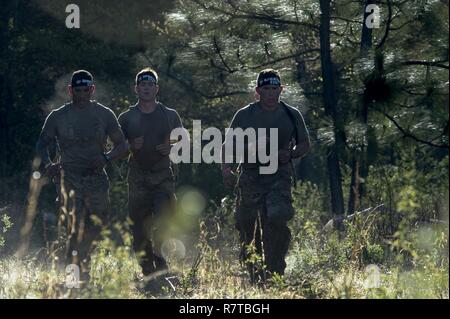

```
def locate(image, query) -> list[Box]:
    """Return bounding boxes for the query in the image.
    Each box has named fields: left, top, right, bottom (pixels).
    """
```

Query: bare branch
left=331, top=16, right=363, bottom=24
left=388, top=19, right=415, bottom=31
left=236, top=47, right=246, bottom=69
left=248, top=49, right=320, bottom=70
left=376, top=0, right=393, bottom=50
left=400, top=87, right=449, bottom=96
left=191, top=0, right=320, bottom=31
left=378, top=109, right=449, bottom=148
left=141, top=53, right=246, bottom=100
left=399, top=60, right=449, bottom=70
left=212, top=36, right=237, bottom=73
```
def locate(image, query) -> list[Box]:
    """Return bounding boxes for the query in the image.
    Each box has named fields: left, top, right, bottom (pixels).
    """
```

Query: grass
left=0, top=211, right=447, bottom=299
left=0, top=173, right=448, bottom=299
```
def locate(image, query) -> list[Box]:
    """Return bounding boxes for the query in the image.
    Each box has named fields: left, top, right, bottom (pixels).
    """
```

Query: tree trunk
left=319, top=0, right=345, bottom=216
left=360, top=0, right=375, bottom=55
left=348, top=0, right=375, bottom=214
left=0, top=2, right=15, bottom=203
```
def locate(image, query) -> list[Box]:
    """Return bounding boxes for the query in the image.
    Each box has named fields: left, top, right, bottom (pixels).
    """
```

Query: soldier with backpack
left=221, top=69, right=311, bottom=283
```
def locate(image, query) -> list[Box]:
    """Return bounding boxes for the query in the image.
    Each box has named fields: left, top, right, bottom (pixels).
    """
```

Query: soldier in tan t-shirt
left=36, top=70, right=127, bottom=281
left=118, top=68, right=184, bottom=277
left=221, top=69, right=311, bottom=284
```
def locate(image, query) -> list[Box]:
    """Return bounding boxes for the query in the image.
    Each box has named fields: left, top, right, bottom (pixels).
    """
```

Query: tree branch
left=399, top=60, right=449, bottom=69
left=388, top=18, right=415, bottom=31
left=142, top=53, right=246, bottom=100
left=191, top=0, right=320, bottom=31
left=376, top=0, right=392, bottom=50
left=248, top=49, right=320, bottom=70
left=400, top=87, right=449, bottom=96
left=378, top=109, right=449, bottom=148
left=331, top=16, right=363, bottom=24
left=212, top=35, right=237, bottom=73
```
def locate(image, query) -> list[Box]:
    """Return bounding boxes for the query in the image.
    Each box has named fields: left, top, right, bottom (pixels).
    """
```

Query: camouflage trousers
left=236, top=165, right=294, bottom=283
left=127, top=166, right=176, bottom=275
left=55, top=168, right=110, bottom=275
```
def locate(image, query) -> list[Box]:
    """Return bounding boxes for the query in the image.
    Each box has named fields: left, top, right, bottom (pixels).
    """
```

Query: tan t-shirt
left=118, top=103, right=182, bottom=171
left=41, top=101, right=121, bottom=171
left=225, top=101, right=309, bottom=168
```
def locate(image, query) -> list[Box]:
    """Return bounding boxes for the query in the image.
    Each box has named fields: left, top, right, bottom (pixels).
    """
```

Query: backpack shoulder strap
left=280, top=101, right=300, bottom=143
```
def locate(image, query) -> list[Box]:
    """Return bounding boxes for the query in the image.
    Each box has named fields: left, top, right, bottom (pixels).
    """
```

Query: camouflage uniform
left=236, top=165, right=294, bottom=282
left=38, top=101, right=120, bottom=272
left=118, top=103, right=182, bottom=275
left=127, top=166, right=176, bottom=274
left=57, top=168, right=110, bottom=272
left=225, top=100, right=309, bottom=282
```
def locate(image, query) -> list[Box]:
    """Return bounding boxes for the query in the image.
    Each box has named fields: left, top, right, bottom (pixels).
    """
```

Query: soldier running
left=221, top=69, right=311, bottom=283
left=36, top=70, right=127, bottom=280
left=118, top=68, right=185, bottom=276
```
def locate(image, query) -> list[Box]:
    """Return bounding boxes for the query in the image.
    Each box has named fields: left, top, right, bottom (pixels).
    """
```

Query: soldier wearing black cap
left=118, top=67, right=184, bottom=277
left=36, top=70, right=127, bottom=281
left=221, top=69, right=311, bottom=283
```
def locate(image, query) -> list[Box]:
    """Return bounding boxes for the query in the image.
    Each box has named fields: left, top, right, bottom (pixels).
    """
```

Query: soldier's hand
left=92, top=155, right=107, bottom=169
left=156, top=143, right=171, bottom=156
left=45, top=163, right=61, bottom=179
left=278, top=149, right=292, bottom=164
left=222, top=167, right=236, bottom=188
left=131, top=136, right=144, bottom=151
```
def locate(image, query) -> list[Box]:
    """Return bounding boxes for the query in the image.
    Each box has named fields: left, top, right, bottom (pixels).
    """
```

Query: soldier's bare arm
left=118, top=112, right=143, bottom=154
left=291, top=109, right=311, bottom=159
left=221, top=112, right=243, bottom=187
left=108, top=129, right=128, bottom=160
left=156, top=109, right=185, bottom=156
left=291, top=138, right=311, bottom=159
left=36, top=131, right=53, bottom=167
left=92, top=130, right=128, bottom=168
left=36, top=132, right=61, bottom=178
left=36, top=111, right=61, bottom=178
